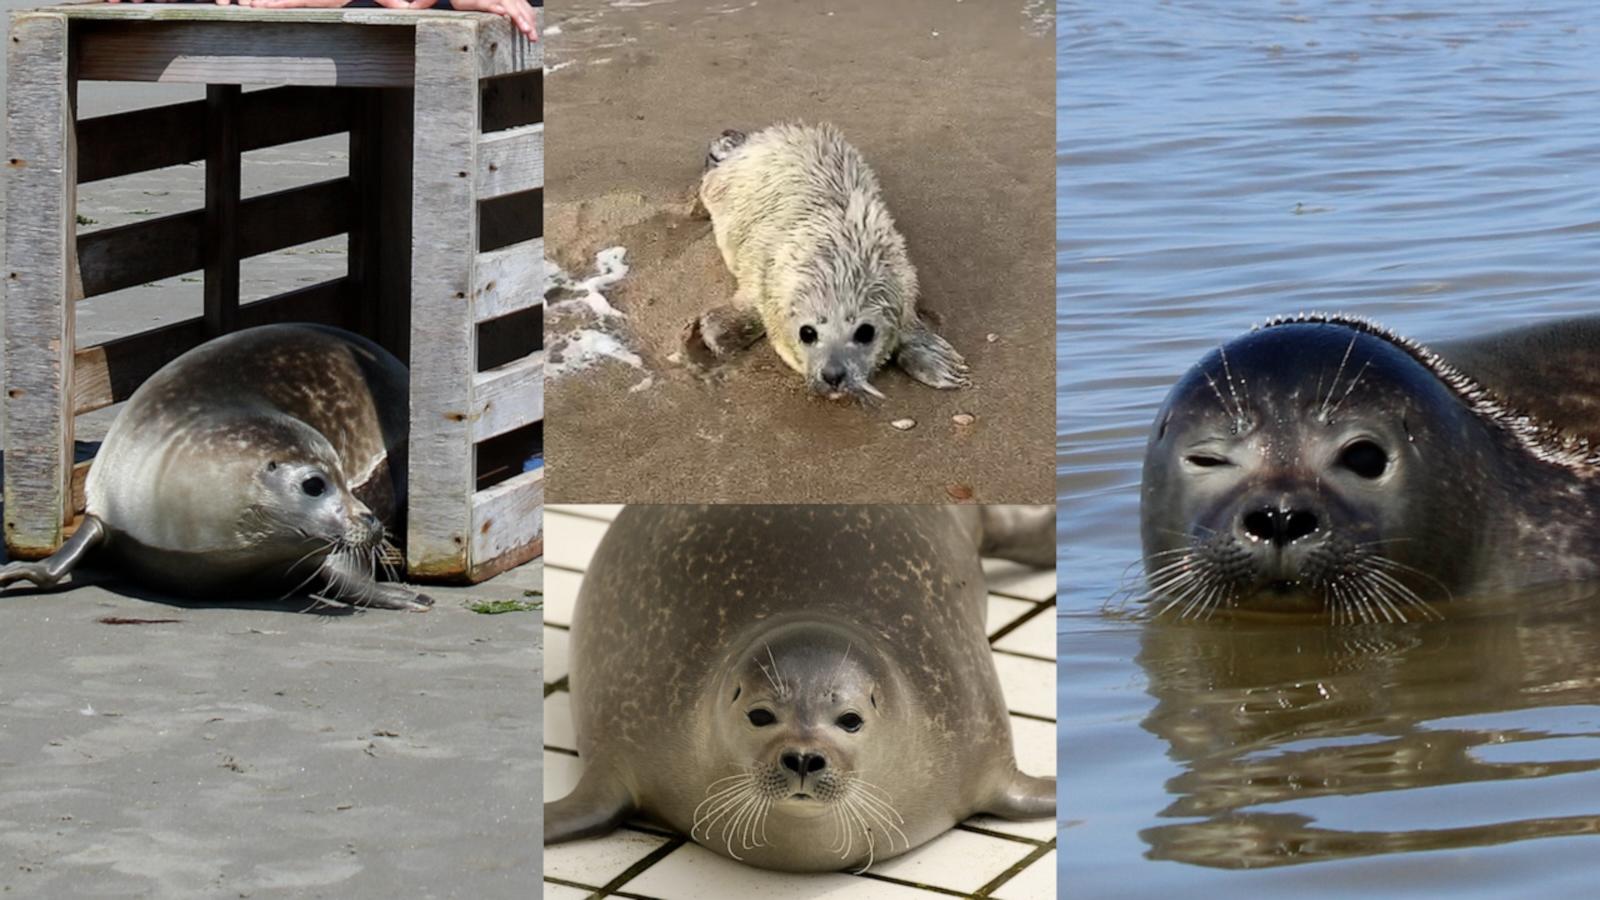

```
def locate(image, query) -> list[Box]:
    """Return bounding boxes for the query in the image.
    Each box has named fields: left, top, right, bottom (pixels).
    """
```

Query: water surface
left=1059, top=2, right=1600, bottom=895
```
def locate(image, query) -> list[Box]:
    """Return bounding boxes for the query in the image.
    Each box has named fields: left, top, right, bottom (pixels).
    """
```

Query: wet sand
left=544, top=0, right=1055, bottom=504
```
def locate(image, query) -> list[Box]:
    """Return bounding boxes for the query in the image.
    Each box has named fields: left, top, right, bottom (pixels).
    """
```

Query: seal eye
left=799, top=325, right=818, bottom=345
left=748, top=709, right=776, bottom=727
left=1339, top=440, right=1388, bottom=479
left=1185, top=453, right=1229, bottom=469
left=837, top=713, right=863, bottom=733
left=853, top=323, right=875, bottom=344
left=301, top=476, right=327, bottom=497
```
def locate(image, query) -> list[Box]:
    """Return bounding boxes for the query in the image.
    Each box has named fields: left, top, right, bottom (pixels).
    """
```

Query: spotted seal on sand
left=1140, top=313, right=1600, bottom=623
left=0, top=324, right=431, bottom=611
left=543, top=505, right=1055, bottom=872
left=682, top=123, right=970, bottom=400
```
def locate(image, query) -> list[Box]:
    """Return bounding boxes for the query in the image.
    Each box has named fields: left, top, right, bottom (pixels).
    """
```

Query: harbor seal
left=1140, top=313, right=1600, bottom=623
left=543, top=505, right=1055, bottom=872
left=683, top=123, right=970, bottom=400
left=0, top=324, right=431, bottom=611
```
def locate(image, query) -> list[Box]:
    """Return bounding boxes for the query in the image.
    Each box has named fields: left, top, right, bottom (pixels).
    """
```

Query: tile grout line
left=972, top=836, right=1057, bottom=898
left=987, top=598, right=1058, bottom=647
left=591, top=836, right=687, bottom=898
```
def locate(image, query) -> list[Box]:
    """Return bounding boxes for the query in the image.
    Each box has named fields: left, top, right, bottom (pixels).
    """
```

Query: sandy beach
left=543, top=0, right=1055, bottom=504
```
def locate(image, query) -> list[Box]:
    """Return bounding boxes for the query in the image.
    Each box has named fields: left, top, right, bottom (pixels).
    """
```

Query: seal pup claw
left=692, top=122, right=969, bottom=400
left=0, top=324, right=430, bottom=611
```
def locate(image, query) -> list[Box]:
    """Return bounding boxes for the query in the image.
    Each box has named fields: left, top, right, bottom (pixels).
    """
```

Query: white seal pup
left=684, top=123, right=970, bottom=400
left=0, top=324, right=431, bottom=611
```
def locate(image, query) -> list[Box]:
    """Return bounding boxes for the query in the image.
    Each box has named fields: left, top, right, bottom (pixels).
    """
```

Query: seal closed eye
left=0, top=323, right=432, bottom=611
left=1139, top=312, right=1600, bottom=623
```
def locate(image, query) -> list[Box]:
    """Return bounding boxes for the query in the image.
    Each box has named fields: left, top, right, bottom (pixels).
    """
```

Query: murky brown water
left=1060, top=1, right=1600, bottom=894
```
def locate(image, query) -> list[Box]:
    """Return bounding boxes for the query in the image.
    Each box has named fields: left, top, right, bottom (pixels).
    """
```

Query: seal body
left=544, top=505, right=1054, bottom=872
left=687, top=123, right=969, bottom=399
left=1140, top=313, right=1600, bottom=623
left=3, top=324, right=430, bottom=610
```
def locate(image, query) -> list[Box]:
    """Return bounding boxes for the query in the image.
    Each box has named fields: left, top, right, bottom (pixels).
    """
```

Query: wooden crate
left=3, top=4, right=543, bottom=582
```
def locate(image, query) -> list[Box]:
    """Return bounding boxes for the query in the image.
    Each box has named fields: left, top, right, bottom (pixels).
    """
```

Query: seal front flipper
left=980, top=770, right=1057, bottom=820
left=895, top=319, right=970, bottom=389
left=545, top=766, right=636, bottom=844
left=0, top=516, right=106, bottom=591
left=315, top=553, right=433, bottom=611
left=682, top=303, right=766, bottom=369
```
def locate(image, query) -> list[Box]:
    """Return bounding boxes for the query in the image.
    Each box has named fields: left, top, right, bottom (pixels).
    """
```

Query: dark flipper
left=896, top=318, right=970, bottom=389
left=545, top=766, right=637, bottom=845
left=979, top=506, right=1057, bottom=569
left=981, top=771, right=1056, bottom=820
left=681, top=303, right=766, bottom=371
left=317, top=552, right=433, bottom=611
left=0, top=516, right=106, bottom=590
left=703, top=128, right=747, bottom=171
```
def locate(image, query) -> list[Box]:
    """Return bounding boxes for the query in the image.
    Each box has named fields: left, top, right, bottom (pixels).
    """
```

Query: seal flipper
left=895, top=320, right=971, bottom=389
left=978, top=506, right=1056, bottom=569
left=980, top=771, right=1056, bottom=820
left=0, top=516, right=106, bottom=590
left=682, top=303, right=766, bottom=369
left=546, top=766, right=637, bottom=844
left=316, top=553, right=433, bottom=611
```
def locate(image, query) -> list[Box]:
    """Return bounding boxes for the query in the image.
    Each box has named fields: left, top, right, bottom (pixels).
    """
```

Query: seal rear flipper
left=0, top=516, right=106, bottom=591
left=979, top=771, right=1056, bottom=820
left=316, top=554, right=433, bottom=612
left=545, top=767, right=637, bottom=844
left=978, top=506, right=1057, bottom=569
left=895, top=320, right=971, bottom=389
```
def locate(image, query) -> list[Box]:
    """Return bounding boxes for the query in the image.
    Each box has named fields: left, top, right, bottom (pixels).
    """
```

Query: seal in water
left=543, top=505, right=1055, bottom=872
left=1140, top=312, right=1600, bottom=624
left=0, top=324, right=431, bottom=611
left=683, top=123, right=970, bottom=400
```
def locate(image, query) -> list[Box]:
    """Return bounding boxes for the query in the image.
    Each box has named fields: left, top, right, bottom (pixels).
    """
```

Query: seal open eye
left=837, top=713, right=863, bottom=733
left=301, top=476, right=327, bottom=497
left=799, top=325, right=818, bottom=345
left=853, top=323, right=875, bottom=344
left=1339, top=440, right=1388, bottom=479
left=748, top=709, right=776, bottom=727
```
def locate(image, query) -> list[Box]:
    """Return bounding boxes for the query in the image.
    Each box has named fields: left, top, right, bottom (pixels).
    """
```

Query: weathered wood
left=77, top=21, right=416, bottom=87
left=405, top=18, right=481, bottom=580
left=468, top=467, right=543, bottom=582
left=203, top=84, right=241, bottom=337
left=474, top=237, right=540, bottom=323
left=49, top=5, right=480, bottom=27
left=72, top=278, right=351, bottom=415
left=77, top=177, right=351, bottom=297
left=78, top=86, right=353, bottom=183
left=477, top=122, right=541, bottom=199
left=476, top=12, right=542, bottom=78
left=4, top=12, right=78, bottom=558
left=471, top=350, right=542, bottom=442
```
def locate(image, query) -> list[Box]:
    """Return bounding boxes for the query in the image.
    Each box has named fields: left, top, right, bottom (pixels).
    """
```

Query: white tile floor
left=543, top=506, right=1057, bottom=899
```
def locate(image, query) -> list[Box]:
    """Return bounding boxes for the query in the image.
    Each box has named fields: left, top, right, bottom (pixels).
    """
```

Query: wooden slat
left=77, top=21, right=415, bottom=87
left=476, top=13, right=542, bottom=78
left=203, top=84, right=241, bottom=337
left=471, top=351, right=542, bottom=442
left=474, top=237, right=540, bottom=323
left=71, top=278, right=350, bottom=415
left=405, top=19, right=482, bottom=581
left=468, top=467, right=543, bottom=582
left=478, top=123, right=541, bottom=199
left=4, top=12, right=77, bottom=558
left=77, top=177, right=351, bottom=297
left=78, top=87, right=353, bottom=183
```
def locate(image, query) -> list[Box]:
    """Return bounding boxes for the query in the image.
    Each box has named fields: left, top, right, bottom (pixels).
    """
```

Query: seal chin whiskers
left=827, top=773, right=908, bottom=874
left=691, top=765, right=775, bottom=860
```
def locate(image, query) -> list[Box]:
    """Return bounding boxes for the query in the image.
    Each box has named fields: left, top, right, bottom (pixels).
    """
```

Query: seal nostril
left=1284, top=510, right=1319, bottom=542
left=1242, top=509, right=1276, bottom=542
left=781, top=752, right=802, bottom=773
left=822, top=367, right=846, bottom=388
left=1242, top=507, right=1319, bottom=546
left=805, top=753, right=826, bottom=773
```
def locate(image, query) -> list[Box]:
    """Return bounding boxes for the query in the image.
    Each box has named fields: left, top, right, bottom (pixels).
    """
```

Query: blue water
left=1059, top=2, right=1600, bottom=895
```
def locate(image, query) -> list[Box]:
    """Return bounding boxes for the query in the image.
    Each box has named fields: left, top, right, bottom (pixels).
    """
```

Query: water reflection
left=1136, top=587, right=1600, bottom=868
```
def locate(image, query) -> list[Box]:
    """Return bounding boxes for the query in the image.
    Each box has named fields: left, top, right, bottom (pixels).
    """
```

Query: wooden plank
left=477, top=123, right=541, bottom=199
left=468, top=468, right=543, bottom=582
left=471, top=350, right=542, bottom=442
left=4, top=12, right=77, bottom=558
left=476, top=12, right=542, bottom=77
left=405, top=19, right=482, bottom=580
left=72, top=278, right=350, bottom=414
left=203, top=84, right=241, bottom=337
left=78, top=177, right=351, bottom=297
left=53, top=6, right=476, bottom=26
left=77, top=21, right=415, bottom=87
left=78, top=87, right=353, bottom=183
left=474, top=237, right=541, bottom=323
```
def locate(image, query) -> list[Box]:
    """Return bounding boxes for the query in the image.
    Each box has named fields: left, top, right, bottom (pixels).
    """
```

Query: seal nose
left=1240, top=506, right=1320, bottom=547
left=821, top=366, right=847, bottom=389
left=781, top=750, right=828, bottom=776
